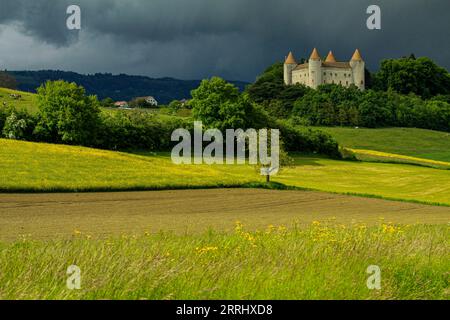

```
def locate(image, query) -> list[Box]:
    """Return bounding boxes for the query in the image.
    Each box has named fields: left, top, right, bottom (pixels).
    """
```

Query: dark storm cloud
left=0, top=0, right=449, bottom=81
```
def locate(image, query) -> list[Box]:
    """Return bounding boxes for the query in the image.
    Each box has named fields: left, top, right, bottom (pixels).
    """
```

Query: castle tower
left=283, top=51, right=297, bottom=85
left=308, top=48, right=322, bottom=89
left=325, top=51, right=336, bottom=63
left=349, top=49, right=365, bottom=90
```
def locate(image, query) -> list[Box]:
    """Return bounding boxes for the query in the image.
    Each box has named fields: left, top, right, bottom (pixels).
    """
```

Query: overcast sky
left=0, top=0, right=448, bottom=82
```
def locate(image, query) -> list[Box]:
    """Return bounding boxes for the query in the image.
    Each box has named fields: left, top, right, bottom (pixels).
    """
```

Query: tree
left=35, top=80, right=101, bottom=145
left=100, top=97, right=115, bottom=108
left=373, top=56, right=450, bottom=98
left=358, top=90, right=393, bottom=128
left=191, top=77, right=250, bottom=130
left=246, top=62, right=285, bottom=103
left=258, top=142, right=294, bottom=183
left=246, top=62, right=310, bottom=116
left=168, top=100, right=183, bottom=112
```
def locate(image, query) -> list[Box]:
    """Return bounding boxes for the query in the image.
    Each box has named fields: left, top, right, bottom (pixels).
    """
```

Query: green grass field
left=1, top=137, right=449, bottom=300
left=318, top=127, right=450, bottom=162
left=1, top=90, right=449, bottom=300
left=0, top=222, right=448, bottom=299
left=349, top=148, right=450, bottom=170
left=1, top=139, right=450, bottom=205
left=0, top=88, right=39, bottom=114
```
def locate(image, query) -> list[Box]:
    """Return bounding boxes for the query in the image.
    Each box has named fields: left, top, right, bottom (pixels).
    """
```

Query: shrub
left=97, top=110, right=190, bottom=151
left=0, top=108, right=37, bottom=141
left=277, top=120, right=341, bottom=159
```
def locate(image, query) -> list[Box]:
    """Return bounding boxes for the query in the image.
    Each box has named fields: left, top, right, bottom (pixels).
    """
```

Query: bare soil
left=0, top=189, right=448, bottom=241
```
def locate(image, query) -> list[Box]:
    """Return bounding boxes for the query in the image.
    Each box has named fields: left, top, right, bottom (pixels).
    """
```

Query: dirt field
left=0, top=189, right=449, bottom=241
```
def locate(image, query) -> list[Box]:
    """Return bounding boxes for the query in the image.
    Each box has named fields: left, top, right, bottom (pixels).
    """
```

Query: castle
left=284, top=48, right=365, bottom=90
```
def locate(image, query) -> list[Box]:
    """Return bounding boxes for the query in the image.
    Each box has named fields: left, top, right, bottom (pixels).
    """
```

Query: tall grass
left=0, top=222, right=448, bottom=300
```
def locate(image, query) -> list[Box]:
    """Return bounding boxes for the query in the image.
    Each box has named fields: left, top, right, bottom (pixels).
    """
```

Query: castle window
left=323, top=80, right=326, bottom=84
left=339, top=81, right=342, bottom=84
left=335, top=73, right=338, bottom=77
left=324, top=72, right=326, bottom=76
left=361, top=80, right=364, bottom=85
left=346, top=81, right=349, bottom=85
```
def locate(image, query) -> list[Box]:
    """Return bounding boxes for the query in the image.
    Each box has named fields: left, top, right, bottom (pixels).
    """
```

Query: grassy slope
left=0, top=88, right=38, bottom=113
left=349, top=149, right=450, bottom=170
left=317, top=127, right=450, bottom=162
left=1, top=139, right=450, bottom=205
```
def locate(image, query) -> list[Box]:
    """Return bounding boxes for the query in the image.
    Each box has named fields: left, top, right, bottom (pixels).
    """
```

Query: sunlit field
left=317, top=127, right=450, bottom=162
left=1, top=139, right=450, bottom=205
left=0, top=222, right=448, bottom=300
left=0, top=88, right=38, bottom=114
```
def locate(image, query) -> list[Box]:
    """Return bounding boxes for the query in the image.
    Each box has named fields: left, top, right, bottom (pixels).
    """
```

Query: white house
left=137, top=96, right=158, bottom=107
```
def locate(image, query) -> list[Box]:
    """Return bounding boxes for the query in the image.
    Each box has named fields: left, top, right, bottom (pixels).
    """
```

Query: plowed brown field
left=0, top=189, right=448, bottom=241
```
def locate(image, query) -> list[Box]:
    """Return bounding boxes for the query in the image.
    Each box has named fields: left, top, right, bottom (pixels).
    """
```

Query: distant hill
left=8, top=70, right=249, bottom=105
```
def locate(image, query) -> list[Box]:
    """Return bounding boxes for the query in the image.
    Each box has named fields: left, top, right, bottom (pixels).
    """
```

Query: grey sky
left=0, top=0, right=448, bottom=81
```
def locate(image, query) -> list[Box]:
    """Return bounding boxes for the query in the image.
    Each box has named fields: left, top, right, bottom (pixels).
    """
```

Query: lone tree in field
left=257, top=138, right=294, bottom=183
left=35, top=80, right=101, bottom=145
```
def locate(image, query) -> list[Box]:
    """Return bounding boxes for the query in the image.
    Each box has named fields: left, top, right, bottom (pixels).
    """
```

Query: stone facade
left=284, top=48, right=365, bottom=90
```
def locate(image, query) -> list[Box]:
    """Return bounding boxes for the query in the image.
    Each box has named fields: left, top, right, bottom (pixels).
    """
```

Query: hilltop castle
left=284, top=48, right=365, bottom=90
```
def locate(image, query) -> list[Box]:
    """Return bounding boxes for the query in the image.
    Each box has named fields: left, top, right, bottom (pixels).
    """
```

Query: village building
left=114, top=101, right=129, bottom=108
left=135, top=96, right=158, bottom=107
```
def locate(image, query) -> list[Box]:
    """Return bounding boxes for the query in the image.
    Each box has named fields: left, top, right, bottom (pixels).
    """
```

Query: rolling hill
left=317, top=127, right=450, bottom=162
left=8, top=70, right=249, bottom=105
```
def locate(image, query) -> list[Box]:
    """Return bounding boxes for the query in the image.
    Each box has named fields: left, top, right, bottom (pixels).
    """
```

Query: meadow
left=0, top=88, right=38, bottom=114
left=317, top=127, right=450, bottom=162
left=349, top=148, right=450, bottom=170
left=1, top=139, right=450, bottom=205
left=1, top=126, right=449, bottom=300
left=0, top=222, right=448, bottom=300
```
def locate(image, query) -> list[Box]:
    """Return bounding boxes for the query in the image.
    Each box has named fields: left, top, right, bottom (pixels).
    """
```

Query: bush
left=97, top=110, right=190, bottom=151
left=0, top=108, right=37, bottom=140
left=277, top=120, right=341, bottom=159
left=2, top=112, right=27, bottom=140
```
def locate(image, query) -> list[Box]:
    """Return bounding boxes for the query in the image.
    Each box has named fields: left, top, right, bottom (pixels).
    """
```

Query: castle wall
left=292, top=70, right=309, bottom=85
left=291, top=67, right=355, bottom=88
left=321, top=68, right=354, bottom=87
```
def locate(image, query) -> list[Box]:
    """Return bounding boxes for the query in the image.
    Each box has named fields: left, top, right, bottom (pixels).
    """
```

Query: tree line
left=0, top=79, right=341, bottom=159
left=246, top=56, right=450, bottom=131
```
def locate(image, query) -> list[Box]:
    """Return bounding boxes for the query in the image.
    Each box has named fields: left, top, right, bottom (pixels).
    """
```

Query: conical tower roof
left=284, top=51, right=297, bottom=64
left=309, top=48, right=321, bottom=60
left=351, top=49, right=363, bottom=61
left=325, top=51, right=336, bottom=62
